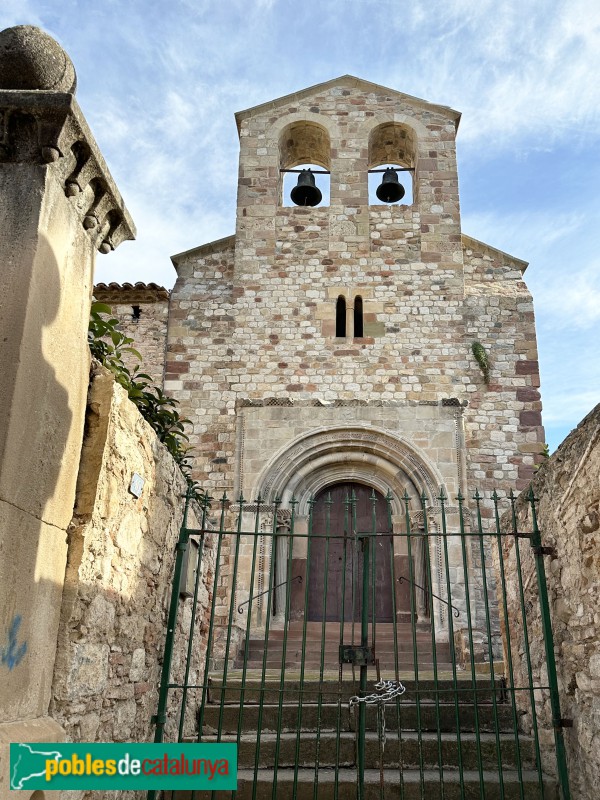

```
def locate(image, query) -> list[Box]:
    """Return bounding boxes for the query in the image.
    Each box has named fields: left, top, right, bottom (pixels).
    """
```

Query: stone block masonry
left=95, top=76, right=546, bottom=677
left=499, top=402, right=600, bottom=800
left=93, top=282, right=170, bottom=385
left=101, top=78, right=545, bottom=507
left=49, top=364, right=215, bottom=800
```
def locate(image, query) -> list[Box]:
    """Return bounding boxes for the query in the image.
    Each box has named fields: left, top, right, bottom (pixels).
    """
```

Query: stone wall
left=499, top=403, right=600, bottom=800
left=49, top=363, right=214, bottom=799
left=94, top=282, right=170, bottom=384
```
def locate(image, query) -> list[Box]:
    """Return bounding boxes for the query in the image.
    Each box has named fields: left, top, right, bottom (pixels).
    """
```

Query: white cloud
left=535, top=264, right=600, bottom=331
left=0, top=0, right=43, bottom=28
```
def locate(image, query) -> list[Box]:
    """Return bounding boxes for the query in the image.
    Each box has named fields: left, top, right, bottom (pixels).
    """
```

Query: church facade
left=96, top=76, right=544, bottom=643
left=98, top=75, right=544, bottom=505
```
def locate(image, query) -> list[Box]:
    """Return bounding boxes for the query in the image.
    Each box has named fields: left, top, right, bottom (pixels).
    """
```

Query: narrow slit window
left=336, top=296, right=346, bottom=337
left=354, top=296, right=363, bottom=338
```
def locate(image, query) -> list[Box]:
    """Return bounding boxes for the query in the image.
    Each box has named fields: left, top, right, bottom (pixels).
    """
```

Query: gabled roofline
left=171, top=234, right=235, bottom=267
left=462, top=234, right=529, bottom=273
left=235, top=75, right=461, bottom=135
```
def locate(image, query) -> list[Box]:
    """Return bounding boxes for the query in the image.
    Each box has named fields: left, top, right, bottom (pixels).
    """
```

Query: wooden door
left=307, top=483, right=393, bottom=622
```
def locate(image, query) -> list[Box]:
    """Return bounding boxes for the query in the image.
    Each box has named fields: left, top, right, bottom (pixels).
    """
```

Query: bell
left=290, top=169, right=322, bottom=207
left=376, top=167, right=405, bottom=203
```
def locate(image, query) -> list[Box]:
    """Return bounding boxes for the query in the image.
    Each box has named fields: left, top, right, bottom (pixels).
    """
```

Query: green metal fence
left=149, top=485, right=570, bottom=800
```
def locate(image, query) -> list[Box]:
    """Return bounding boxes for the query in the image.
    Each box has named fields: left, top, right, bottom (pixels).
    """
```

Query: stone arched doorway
left=307, top=482, right=393, bottom=622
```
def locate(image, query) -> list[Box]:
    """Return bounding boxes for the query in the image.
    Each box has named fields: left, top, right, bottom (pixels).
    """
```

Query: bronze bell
left=376, top=167, right=405, bottom=203
left=290, top=169, right=322, bottom=207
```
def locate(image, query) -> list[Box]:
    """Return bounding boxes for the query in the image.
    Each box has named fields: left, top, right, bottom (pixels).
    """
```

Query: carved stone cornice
left=0, top=90, right=135, bottom=254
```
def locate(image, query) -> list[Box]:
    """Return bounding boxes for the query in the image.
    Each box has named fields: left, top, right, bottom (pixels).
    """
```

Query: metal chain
left=349, top=680, right=405, bottom=758
left=378, top=703, right=387, bottom=752
left=348, top=679, right=407, bottom=709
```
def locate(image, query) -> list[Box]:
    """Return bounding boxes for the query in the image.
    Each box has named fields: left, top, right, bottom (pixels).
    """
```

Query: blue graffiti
left=1, top=615, right=27, bottom=670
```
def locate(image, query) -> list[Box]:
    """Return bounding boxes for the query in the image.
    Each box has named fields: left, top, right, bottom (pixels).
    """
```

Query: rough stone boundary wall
left=499, top=403, right=600, bottom=800
left=50, top=363, right=214, bottom=799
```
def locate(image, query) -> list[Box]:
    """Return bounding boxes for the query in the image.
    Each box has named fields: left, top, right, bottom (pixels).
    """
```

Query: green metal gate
left=149, top=485, right=570, bottom=800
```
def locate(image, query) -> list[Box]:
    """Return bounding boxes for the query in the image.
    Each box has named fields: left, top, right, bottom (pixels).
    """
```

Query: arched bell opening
left=279, top=121, right=331, bottom=207
left=368, top=163, right=413, bottom=206
left=368, top=122, right=416, bottom=206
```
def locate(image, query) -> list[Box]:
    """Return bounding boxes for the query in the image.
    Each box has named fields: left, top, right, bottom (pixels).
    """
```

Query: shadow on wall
left=0, top=232, right=74, bottom=724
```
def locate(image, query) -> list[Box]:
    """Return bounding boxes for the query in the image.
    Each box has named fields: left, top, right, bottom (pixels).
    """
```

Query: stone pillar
left=0, top=26, right=134, bottom=797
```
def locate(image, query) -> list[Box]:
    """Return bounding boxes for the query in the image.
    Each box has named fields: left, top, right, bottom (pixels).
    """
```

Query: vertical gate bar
left=351, top=490, right=357, bottom=650
left=439, top=488, right=466, bottom=800
left=314, top=492, right=333, bottom=798
left=403, top=491, right=425, bottom=800
left=386, top=491, right=405, bottom=800
left=370, top=490, right=377, bottom=657
left=153, top=484, right=194, bottom=744
left=195, top=493, right=227, bottom=741
left=214, top=493, right=245, bottom=745
left=350, top=491, right=359, bottom=790
left=292, top=496, right=316, bottom=800
left=334, top=493, right=351, bottom=800
left=177, top=493, right=209, bottom=741
left=492, top=491, right=525, bottom=800
left=234, top=495, right=263, bottom=789
left=527, top=487, right=571, bottom=800
left=147, top=484, right=195, bottom=800
left=370, top=490, right=385, bottom=800
left=272, top=496, right=298, bottom=799
left=456, top=490, right=486, bottom=798
left=420, top=492, right=445, bottom=798
left=177, top=517, right=207, bottom=741
left=357, top=490, right=370, bottom=800
left=192, top=492, right=228, bottom=800
left=474, top=490, right=505, bottom=800
left=509, top=490, right=545, bottom=798
left=252, top=498, right=281, bottom=800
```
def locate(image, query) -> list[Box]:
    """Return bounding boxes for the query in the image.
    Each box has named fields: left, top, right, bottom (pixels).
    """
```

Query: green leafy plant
left=88, top=302, right=194, bottom=480
left=471, top=341, right=491, bottom=386
left=534, top=443, right=551, bottom=470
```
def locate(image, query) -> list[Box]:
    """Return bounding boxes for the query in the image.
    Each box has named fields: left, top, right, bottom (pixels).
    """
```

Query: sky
left=3, top=0, right=599, bottom=452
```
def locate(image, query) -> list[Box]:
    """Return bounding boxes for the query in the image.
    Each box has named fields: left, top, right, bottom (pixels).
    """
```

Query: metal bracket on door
left=340, top=644, right=376, bottom=666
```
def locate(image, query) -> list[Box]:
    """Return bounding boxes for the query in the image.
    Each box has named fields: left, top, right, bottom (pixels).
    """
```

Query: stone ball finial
left=0, top=25, right=77, bottom=93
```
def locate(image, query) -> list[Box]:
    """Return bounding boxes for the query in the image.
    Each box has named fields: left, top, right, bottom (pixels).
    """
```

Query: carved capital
left=0, top=90, right=135, bottom=253
left=276, top=508, right=293, bottom=531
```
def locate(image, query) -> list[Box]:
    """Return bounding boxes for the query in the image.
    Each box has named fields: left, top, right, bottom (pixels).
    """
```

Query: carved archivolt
left=254, top=425, right=448, bottom=516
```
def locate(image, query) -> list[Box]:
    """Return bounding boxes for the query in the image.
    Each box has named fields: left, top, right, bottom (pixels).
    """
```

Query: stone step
left=244, top=640, right=445, bottom=654
left=200, top=702, right=516, bottom=735
left=208, top=678, right=501, bottom=705
left=263, top=629, right=434, bottom=642
left=173, top=768, right=557, bottom=799
left=267, top=623, right=431, bottom=634
left=197, top=731, right=534, bottom=771
left=237, top=659, right=455, bottom=670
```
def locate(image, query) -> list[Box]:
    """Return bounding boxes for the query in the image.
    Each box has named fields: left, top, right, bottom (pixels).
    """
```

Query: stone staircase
left=174, top=623, right=557, bottom=798
left=178, top=672, right=558, bottom=799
